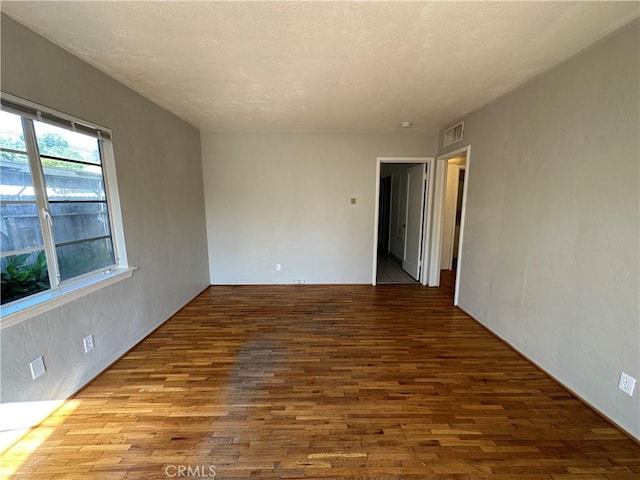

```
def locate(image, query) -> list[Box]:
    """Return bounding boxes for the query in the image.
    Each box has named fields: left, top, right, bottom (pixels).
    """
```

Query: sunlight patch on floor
left=0, top=399, right=81, bottom=476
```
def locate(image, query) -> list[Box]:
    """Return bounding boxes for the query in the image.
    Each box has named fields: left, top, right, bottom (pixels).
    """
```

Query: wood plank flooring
left=2, top=275, right=639, bottom=479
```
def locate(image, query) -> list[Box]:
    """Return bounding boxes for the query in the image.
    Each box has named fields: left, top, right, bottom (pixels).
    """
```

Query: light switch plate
left=30, top=356, right=46, bottom=379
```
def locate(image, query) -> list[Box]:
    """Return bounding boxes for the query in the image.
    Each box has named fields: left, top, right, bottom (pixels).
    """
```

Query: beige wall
left=439, top=20, right=640, bottom=439
left=0, top=15, right=209, bottom=435
left=201, top=131, right=436, bottom=284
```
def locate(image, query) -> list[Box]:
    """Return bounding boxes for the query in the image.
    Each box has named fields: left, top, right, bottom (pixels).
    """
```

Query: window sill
left=0, top=267, right=137, bottom=330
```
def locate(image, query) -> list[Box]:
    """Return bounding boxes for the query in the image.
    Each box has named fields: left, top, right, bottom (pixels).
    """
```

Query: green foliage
left=1, top=251, right=50, bottom=304
left=0, top=243, right=114, bottom=304
left=42, top=158, right=84, bottom=170
left=38, top=133, right=85, bottom=162
left=37, top=132, right=90, bottom=169
left=39, top=132, right=72, bottom=154
left=59, top=241, right=114, bottom=280
left=0, top=131, right=99, bottom=167
left=0, top=134, right=28, bottom=164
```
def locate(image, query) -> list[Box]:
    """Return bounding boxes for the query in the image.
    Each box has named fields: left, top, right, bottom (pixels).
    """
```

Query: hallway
left=375, top=254, right=419, bottom=284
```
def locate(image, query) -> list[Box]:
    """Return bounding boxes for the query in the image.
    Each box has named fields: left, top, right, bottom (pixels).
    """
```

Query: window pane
left=43, top=161, right=106, bottom=201
left=0, top=152, right=36, bottom=201
left=0, top=203, right=44, bottom=253
left=50, top=202, right=111, bottom=245
left=0, top=111, right=26, bottom=152
left=34, top=121, right=100, bottom=164
left=1, top=250, right=50, bottom=304
left=57, top=237, right=115, bottom=281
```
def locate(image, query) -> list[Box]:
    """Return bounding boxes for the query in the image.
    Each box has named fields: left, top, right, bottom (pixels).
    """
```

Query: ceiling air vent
left=443, top=121, right=464, bottom=148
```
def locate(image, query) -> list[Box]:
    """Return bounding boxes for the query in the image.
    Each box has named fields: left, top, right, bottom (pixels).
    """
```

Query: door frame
left=430, top=145, right=471, bottom=305
left=372, top=156, right=435, bottom=286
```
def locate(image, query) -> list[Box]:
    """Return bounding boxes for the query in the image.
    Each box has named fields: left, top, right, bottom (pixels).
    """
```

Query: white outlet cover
left=29, top=356, right=46, bottom=379
left=619, top=372, right=636, bottom=396
left=83, top=334, right=95, bottom=353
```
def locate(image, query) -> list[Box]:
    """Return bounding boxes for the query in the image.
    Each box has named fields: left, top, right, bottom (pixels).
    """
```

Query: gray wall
left=201, top=131, right=436, bottom=284
left=0, top=14, right=209, bottom=427
left=439, top=20, right=639, bottom=439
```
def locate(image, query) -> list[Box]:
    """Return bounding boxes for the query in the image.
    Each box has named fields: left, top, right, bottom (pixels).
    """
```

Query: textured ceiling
left=2, top=2, right=638, bottom=132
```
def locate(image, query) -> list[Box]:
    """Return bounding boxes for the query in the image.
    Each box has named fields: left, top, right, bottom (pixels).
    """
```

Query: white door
left=402, top=164, right=426, bottom=280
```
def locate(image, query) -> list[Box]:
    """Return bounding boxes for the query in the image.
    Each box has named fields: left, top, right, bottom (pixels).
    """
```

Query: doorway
left=440, top=155, right=466, bottom=271
left=377, top=175, right=392, bottom=255
left=430, top=146, right=471, bottom=305
left=373, top=157, right=435, bottom=285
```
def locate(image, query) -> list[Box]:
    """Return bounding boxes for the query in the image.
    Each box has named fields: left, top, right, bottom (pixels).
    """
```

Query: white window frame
left=0, top=93, right=134, bottom=329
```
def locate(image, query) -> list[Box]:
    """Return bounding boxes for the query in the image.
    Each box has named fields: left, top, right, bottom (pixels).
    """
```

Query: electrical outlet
left=276, top=263, right=281, bottom=272
left=294, top=279, right=306, bottom=285
left=83, top=334, right=95, bottom=353
left=29, top=356, right=46, bottom=379
left=619, top=372, right=636, bottom=396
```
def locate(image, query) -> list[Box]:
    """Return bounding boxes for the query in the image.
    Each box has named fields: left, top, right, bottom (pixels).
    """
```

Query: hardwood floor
left=2, top=276, right=639, bottom=479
